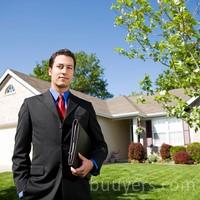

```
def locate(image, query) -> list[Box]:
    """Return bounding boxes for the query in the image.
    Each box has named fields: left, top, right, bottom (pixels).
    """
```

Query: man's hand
left=70, top=153, right=94, bottom=177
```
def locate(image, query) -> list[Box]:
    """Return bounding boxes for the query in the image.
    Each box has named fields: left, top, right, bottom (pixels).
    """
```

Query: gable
left=0, top=75, right=36, bottom=127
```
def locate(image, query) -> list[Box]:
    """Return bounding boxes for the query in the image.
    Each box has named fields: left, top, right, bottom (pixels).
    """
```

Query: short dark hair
left=49, top=49, right=76, bottom=69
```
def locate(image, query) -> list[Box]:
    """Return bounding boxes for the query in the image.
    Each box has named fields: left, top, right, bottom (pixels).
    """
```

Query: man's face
left=48, top=55, right=74, bottom=93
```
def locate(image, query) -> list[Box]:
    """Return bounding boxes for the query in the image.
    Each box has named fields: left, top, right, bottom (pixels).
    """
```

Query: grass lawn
left=91, top=163, right=200, bottom=200
left=1, top=163, right=200, bottom=200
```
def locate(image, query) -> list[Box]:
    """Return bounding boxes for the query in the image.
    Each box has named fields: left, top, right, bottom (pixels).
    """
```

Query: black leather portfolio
left=68, top=119, right=91, bottom=168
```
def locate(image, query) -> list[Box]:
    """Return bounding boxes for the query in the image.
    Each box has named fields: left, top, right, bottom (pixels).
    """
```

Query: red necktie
left=57, top=95, right=65, bottom=120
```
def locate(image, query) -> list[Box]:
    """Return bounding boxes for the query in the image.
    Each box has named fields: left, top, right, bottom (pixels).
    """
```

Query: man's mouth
left=59, top=77, right=68, bottom=80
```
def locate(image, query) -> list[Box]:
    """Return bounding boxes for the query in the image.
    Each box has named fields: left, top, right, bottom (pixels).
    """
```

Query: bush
left=160, top=143, right=172, bottom=160
left=170, top=146, right=186, bottom=158
left=187, top=142, right=200, bottom=163
left=147, top=153, right=160, bottom=163
left=173, top=151, right=194, bottom=164
left=128, top=142, right=145, bottom=162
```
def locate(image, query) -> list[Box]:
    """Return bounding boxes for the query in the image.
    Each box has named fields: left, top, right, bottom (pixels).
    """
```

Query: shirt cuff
left=18, top=191, right=23, bottom=198
left=91, top=159, right=98, bottom=170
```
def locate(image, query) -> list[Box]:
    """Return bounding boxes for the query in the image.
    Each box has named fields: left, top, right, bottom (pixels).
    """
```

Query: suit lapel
left=41, top=90, right=60, bottom=121
left=65, top=92, right=79, bottom=119
left=40, top=91, right=79, bottom=122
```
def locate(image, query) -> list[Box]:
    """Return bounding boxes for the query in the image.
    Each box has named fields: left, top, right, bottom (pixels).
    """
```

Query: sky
left=0, top=0, right=165, bottom=97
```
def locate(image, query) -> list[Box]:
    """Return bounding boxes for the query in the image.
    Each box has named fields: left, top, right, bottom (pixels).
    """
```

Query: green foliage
left=32, top=60, right=50, bottom=81
left=71, top=51, right=113, bottom=99
left=0, top=172, right=17, bottom=200
left=112, top=0, right=200, bottom=130
left=187, top=142, right=200, bottom=163
left=147, top=153, right=160, bottom=163
left=170, top=146, right=186, bottom=158
left=135, top=126, right=145, bottom=135
left=32, top=51, right=113, bottom=99
left=135, top=117, right=145, bottom=135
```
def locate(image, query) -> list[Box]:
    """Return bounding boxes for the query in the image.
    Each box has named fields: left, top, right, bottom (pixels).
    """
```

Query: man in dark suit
left=12, top=49, right=108, bottom=200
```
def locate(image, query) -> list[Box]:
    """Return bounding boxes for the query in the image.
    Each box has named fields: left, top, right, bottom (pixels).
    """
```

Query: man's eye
left=67, top=66, right=72, bottom=70
left=57, top=65, right=63, bottom=69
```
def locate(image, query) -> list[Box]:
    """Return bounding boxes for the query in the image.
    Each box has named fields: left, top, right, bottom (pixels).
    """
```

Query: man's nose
left=61, top=66, right=68, bottom=73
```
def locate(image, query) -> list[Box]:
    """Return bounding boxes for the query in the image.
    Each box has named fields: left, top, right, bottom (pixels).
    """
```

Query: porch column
left=132, top=118, right=138, bottom=142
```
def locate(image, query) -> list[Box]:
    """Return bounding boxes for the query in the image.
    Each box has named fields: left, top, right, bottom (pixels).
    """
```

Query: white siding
left=0, top=77, right=35, bottom=127
left=0, top=76, right=35, bottom=171
left=97, top=117, right=130, bottom=160
left=190, top=128, right=200, bottom=143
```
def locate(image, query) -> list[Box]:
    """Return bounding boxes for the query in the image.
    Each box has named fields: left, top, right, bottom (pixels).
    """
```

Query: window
left=152, top=117, right=184, bottom=146
left=168, top=118, right=184, bottom=146
left=152, top=118, right=168, bottom=146
left=5, top=84, right=15, bottom=95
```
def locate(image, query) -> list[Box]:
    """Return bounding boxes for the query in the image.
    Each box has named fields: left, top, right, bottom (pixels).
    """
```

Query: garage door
left=0, top=128, right=16, bottom=171
left=152, top=117, right=184, bottom=147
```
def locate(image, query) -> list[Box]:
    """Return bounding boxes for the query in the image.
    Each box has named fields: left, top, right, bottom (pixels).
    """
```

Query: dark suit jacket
left=12, top=90, right=108, bottom=200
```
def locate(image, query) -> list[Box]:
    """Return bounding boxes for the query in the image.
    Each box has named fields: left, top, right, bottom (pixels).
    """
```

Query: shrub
left=170, top=146, right=186, bottom=158
left=160, top=143, right=172, bottom=160
left=128, top=142, right=145, bottom=162
left=147, top=153, right=160, bottom=163
left=173, top=151, right=194, bottom=164
left=187, top=142, right=200, bottom=163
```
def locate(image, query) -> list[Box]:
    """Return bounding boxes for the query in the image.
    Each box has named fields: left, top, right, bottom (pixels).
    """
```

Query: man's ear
left=48, top=67, right=52, bottom=76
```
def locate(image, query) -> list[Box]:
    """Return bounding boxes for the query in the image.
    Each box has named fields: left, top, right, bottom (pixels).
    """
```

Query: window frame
left=5, top=84, right=16, bottom=95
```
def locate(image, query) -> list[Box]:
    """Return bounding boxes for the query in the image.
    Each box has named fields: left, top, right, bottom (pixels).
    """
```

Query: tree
left=112, top=0, right=200, bottom=131
left=33, top=60, right=51, bottom=81
left=71, top=51, right=113, bottom=99
left=32, top=51, right=113, bottom=99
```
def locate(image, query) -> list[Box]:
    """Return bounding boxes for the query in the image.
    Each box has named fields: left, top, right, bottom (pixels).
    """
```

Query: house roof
left=105, top=96, right=140, bottom=118
left=127, top=88, right=191, bottom=116
left=10, top=69, right=51, bottom=93
left=0, top=69, right=197, bottom=119
left=1, top=69, right=111, bottom=117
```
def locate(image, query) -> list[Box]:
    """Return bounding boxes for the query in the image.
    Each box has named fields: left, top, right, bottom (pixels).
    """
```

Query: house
left=0, top=69, right=199, bottom=171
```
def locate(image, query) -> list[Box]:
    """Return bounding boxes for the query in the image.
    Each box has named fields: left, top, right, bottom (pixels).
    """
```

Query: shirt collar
left=49, top=88, right=70, bottom=103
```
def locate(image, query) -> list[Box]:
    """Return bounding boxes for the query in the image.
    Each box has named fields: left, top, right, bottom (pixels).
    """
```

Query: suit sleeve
left=12, top=99, right=32, bottom=193
left=88, top=102, right=108, bottom=176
